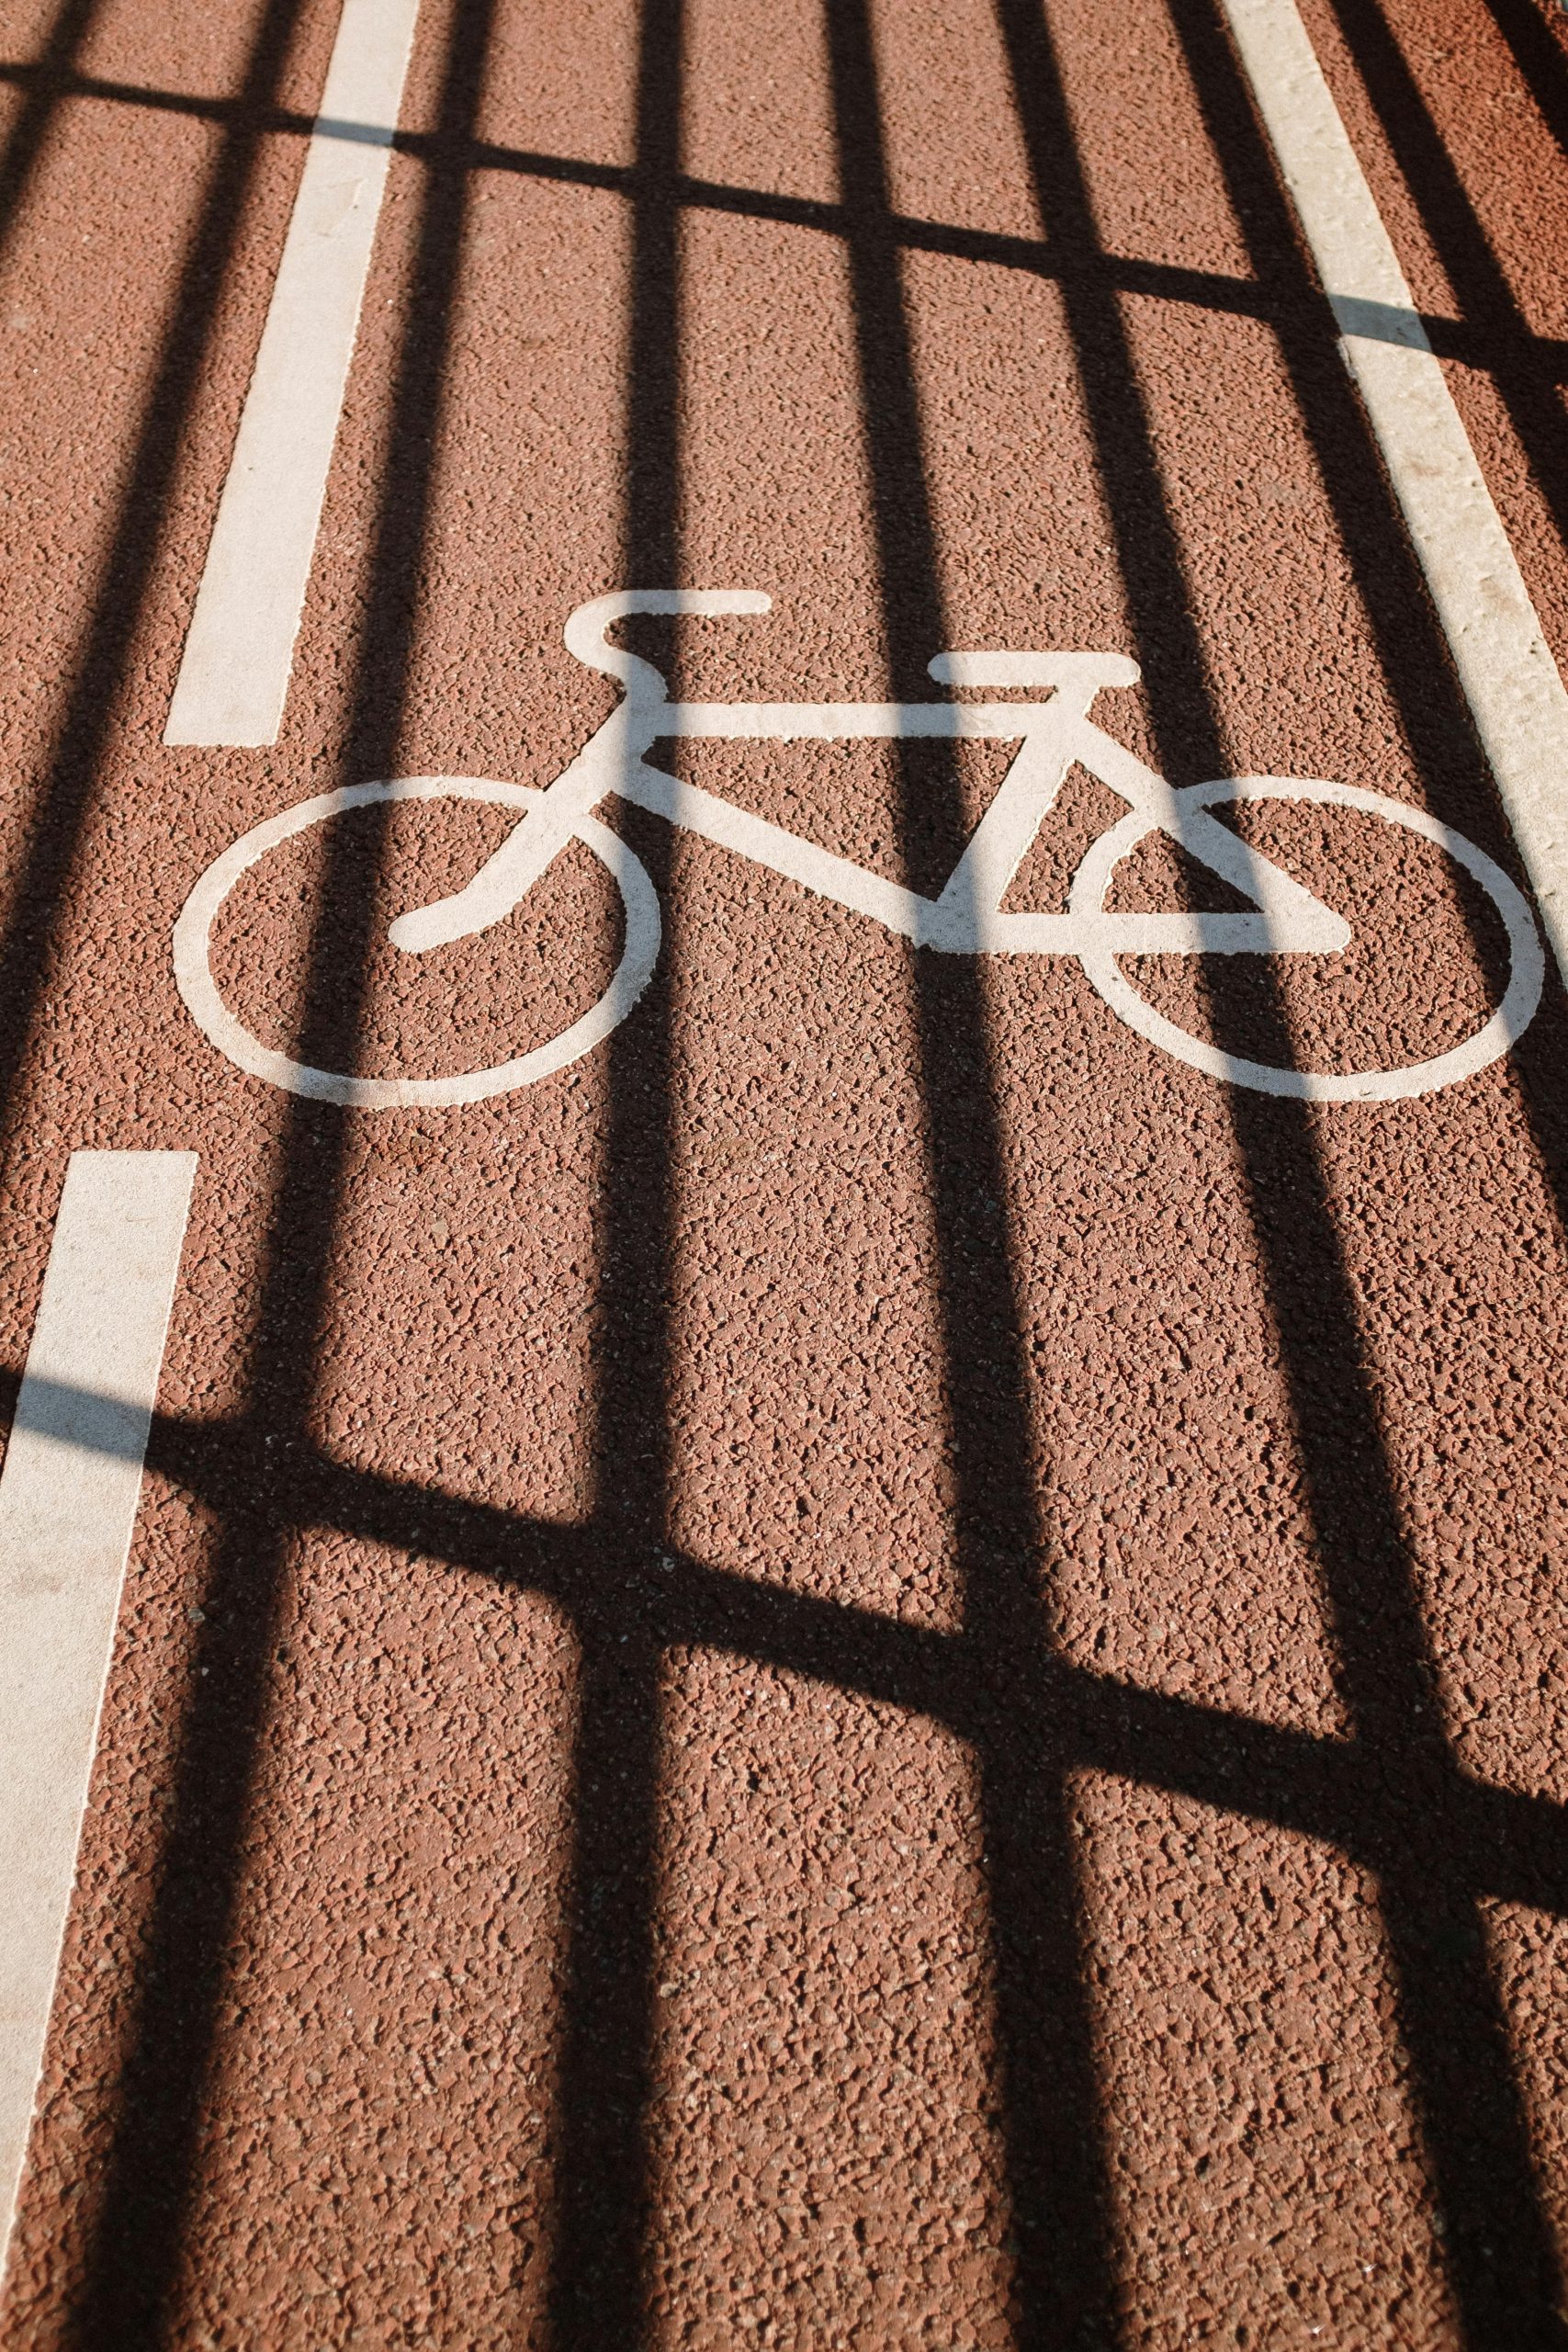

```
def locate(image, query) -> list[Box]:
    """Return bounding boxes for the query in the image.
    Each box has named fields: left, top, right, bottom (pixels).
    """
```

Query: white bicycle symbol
left=175, top=589, right=1544, bottom=1109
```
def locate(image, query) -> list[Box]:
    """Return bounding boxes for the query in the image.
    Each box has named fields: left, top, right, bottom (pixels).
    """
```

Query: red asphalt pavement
left=1, top=0, right=1567, bottom=2343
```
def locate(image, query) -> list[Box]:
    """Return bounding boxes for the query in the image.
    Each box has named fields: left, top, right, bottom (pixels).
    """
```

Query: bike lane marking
left=175, top=641, right=1543, bottom=1107
left=1221, top=0, right=1568, bottom=987
left=0, top=1152, right=196, bottom=2276
left=163, top=0, right=421, bottom=750
left=2, top=0, right=1561, bottom=2334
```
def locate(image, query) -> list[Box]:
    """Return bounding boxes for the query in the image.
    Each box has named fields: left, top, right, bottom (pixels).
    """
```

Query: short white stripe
left=0, top=1152, right=197, bottom=2273
left=164, top=0, right=421, bottom=748
left=1220, top=0, right=1568, bottom=987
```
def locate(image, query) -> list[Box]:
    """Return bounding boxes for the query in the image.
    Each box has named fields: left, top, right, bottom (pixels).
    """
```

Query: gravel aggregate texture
left=0, top=0, right=1565, bottom=2343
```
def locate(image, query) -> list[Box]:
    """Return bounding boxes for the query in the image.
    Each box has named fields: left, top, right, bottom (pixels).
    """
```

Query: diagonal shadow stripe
left=0, top=0, right=1562, bottom=2334
left=4, top=1357, right=1546, bottom=1970
left=3, top=56, right=1567, bottom=380
left=0, top=0, right=312, bottom=1171
left=126, top=1401, right=1568, bottom=1914
left=55, top=0, right=503, bottom=2339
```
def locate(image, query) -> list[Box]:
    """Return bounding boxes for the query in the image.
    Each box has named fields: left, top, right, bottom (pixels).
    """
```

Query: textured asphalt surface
left=2, top=0, right=1568, bottom=2344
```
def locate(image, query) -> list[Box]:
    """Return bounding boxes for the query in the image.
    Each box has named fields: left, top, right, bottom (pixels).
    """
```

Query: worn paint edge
left=1221, top=0, right=1568, bottom=987
left=0, top=1151, right=197, bottom=2276
left=164, top=0, right=421, bottom=748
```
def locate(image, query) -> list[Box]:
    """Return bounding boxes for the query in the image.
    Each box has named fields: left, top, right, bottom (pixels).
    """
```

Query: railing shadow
left=0, top=0, right=100, bottom=266
left=61, top=0, right=502, bottom=2340
left=1483, top=0, right=1568, bottom=156
left=993, top=0, right=1568, bottom=2339
left=0, top=0, right=309, bottom=1162
left=541, top=0, right=684, bottom=2338
left=0, top=0, right=1561, bottom=2340
left=1325, top=0, right=1568, bottom=562
left=821, top=0, right=1125, bottom=2341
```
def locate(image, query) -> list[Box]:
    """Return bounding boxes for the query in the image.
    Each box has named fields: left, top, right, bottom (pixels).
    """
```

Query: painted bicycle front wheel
left=1070, top=778, right=1543, bottom=1102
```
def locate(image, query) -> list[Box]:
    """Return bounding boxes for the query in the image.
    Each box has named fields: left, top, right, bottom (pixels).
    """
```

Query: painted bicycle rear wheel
left=174, top=777, right=661, bottom=1107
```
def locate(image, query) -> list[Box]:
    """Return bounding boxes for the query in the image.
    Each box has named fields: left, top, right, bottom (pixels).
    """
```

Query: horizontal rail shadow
left=23, top=1389, right=1527, bottom=1917
left=4, top=58, right=1568, bottom=379
left=8, top=1348, right=1565, bottom=2299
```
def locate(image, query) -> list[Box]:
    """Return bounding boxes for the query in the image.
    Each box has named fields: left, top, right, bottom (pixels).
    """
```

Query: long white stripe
left=164, top=0, right=421, bottom=748
left=1220, top=0, right=1568, bottom=984
left=0, top=1152, right=196, bottom=2271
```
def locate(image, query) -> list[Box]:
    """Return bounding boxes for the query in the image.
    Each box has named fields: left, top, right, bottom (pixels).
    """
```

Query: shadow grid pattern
left=0, top=0, right=1565, bottom=2344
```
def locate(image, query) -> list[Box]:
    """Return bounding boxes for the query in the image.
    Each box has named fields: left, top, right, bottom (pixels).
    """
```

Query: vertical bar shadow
left=1327, top=0, right=1568, bottom=558
left=542, top=0, right=683, bottom=2339
left=0, top=0, right=101, bottom=268
left=826, top=1, right=1123, bottom=2343
left=1299, top=0, right=1568, bottom=1242
left=1483, top=0, right=1568, bottom=159
left=63, top=0, right=501, bottom=2339
left=0, top=0, right=306, bottom=1157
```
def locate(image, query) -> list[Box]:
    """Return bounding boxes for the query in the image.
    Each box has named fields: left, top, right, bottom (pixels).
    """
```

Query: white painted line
left=164, top=0, right=421, bottom=748
left=1219, top=0, right=1568, bottom=988
left=0, top=1152, right=197, bottom=2274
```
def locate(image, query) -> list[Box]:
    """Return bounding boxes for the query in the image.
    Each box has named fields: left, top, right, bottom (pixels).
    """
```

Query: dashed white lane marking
left=164, top=0, right=421, bottom=749
left=0, top=1152, right=196, bottom=2275
left=1221, top=0, right=1568, bottom=989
